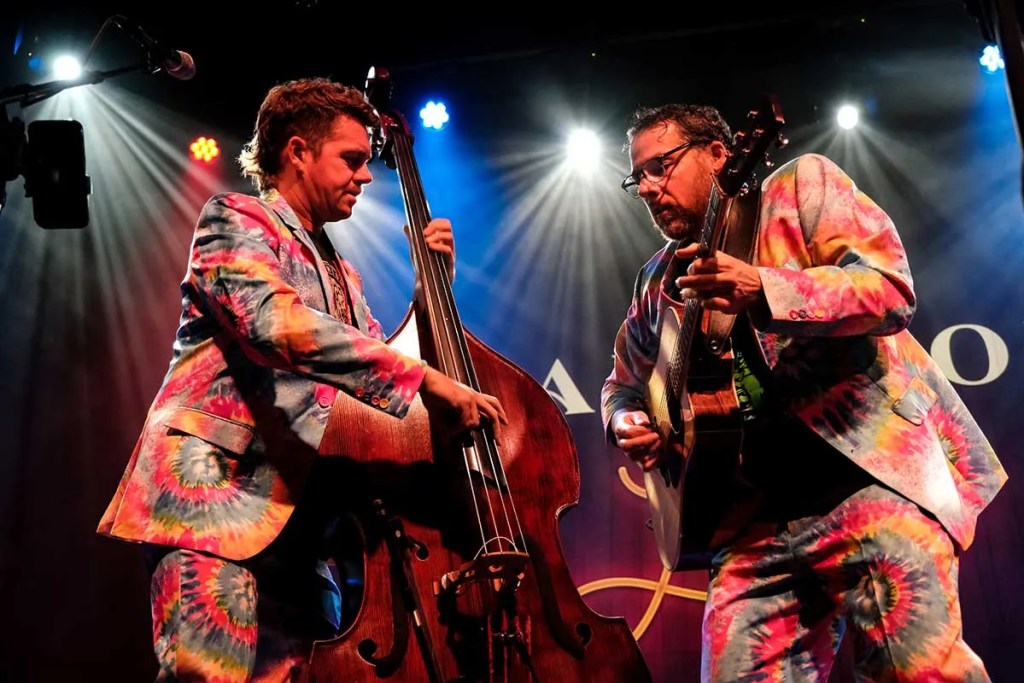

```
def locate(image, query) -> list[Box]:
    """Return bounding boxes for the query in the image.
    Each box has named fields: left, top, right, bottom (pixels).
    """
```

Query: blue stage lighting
left=980, top=45, right=1005, bottom=73
left=420, top=101, right=450, bottom=130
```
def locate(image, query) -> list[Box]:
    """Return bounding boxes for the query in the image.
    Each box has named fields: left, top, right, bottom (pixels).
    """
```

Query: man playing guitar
left=602, top=102, right=1005, bottom=682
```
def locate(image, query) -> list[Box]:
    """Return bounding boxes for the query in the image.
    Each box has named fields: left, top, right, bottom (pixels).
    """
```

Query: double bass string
left=392, top=133, right=526, bottom=558
left=390, top=135, right=492, bottom=548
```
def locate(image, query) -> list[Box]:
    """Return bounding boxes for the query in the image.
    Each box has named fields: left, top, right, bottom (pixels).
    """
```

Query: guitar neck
left=666, top=185, right=727, bottom=398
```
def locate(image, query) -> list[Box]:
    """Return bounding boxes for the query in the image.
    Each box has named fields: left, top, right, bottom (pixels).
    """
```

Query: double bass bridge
left=433, top=550, right=529, bottom=597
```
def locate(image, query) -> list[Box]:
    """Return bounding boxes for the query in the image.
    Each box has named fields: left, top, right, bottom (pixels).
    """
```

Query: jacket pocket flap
left=163, top=408, right=255, bottom=454
left=891, top=376, right=938, bottom=426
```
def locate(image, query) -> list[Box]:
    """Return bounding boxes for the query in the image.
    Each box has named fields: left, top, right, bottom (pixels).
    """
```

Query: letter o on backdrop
left=930, top=324, right=1009, bottom=386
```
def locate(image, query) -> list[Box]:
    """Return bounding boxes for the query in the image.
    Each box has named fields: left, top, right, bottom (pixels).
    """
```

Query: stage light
left=980, top=45, right=1005, bottom=73
left=419, top=101, right=450, bottom=130
left=52, top=55, right=82, bottom=81
left=837, top=104, right=859, bottom=130
left=189, top=136, right=219, bottom=163
left=565, top=128, right=601, bottom=174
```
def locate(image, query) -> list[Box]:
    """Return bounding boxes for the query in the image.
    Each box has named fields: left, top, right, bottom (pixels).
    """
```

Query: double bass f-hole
left=356, top=499, right=441, bottom=681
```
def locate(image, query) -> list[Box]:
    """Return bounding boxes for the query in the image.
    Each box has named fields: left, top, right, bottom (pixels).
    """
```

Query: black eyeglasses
left=620, top=140, right=703, bottom=198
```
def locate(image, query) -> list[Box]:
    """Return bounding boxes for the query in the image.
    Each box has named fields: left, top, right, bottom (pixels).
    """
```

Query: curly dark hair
left=624, top=103, right=732, bottom=150
left=238, top=77, right=380, bottom=192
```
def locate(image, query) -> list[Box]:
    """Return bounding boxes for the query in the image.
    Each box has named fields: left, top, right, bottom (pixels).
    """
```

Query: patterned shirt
left=313, top=235, right=356, bottom=329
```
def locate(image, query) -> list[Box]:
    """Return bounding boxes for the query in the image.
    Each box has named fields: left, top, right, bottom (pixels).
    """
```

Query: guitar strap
left=704, top=187, right=762, bottom=355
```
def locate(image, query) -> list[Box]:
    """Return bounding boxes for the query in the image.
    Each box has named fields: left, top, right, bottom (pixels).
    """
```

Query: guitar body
left=644, top=298, right=743, bottom=571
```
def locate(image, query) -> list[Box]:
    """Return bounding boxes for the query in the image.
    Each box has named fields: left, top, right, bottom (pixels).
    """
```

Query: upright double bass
left=304, top=68, right=652, bottom=682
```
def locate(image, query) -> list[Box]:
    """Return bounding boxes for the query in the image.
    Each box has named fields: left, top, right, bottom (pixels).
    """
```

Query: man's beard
left=651, top=205, right=705, bottom=242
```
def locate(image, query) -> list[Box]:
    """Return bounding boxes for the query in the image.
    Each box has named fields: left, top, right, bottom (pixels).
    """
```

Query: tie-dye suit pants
left=701, top=484, right=990, bottom=682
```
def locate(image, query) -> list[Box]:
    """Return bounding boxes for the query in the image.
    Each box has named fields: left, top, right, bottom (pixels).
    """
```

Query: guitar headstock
left=718, top=94, right=787, bottom=197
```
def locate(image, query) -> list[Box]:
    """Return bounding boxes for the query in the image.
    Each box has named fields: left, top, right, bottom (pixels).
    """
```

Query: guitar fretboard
left=667, top=186, right=724, bottom=400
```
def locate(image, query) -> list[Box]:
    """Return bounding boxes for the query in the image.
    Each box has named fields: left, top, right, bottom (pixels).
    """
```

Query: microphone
left=110, top=15, right=196, bottom=80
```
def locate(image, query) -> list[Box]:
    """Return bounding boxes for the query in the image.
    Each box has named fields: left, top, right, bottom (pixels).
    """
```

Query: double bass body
left=310, top=319, right=650, bottom=683
left=304, top=68, right=652, bottom=683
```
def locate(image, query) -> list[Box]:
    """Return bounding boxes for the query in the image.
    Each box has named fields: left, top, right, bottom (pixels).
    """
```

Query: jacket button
left=318, top=395, right=333, bottom=408
left=798, top=309, right=808, bottom=318
left=379, top=398, right=390, bottom=409
left=355, top=387, right=365, bottom=398
left=789, top=310, right=800, bottom=319
left=370, top=395, right=380, bottom=406
left=815, top=310, right=825, bottom=319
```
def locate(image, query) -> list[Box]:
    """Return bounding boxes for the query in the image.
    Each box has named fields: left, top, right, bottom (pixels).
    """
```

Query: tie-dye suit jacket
left=98, top=190, right=426, bottom=560
left=601, top=153, right=1006, bottom=550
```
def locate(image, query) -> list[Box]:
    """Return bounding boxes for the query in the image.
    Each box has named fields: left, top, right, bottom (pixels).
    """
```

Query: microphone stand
left=0, top=61, right=150, bottom=221
left=1, top=62, right=151, bottom=108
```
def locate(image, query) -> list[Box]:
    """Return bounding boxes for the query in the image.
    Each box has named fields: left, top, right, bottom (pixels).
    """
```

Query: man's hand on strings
left=674, top=243, right=765, bottom=315
left=419, top=366, right=507, bottom=432
left=423, top=218, right=456, bottom=281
